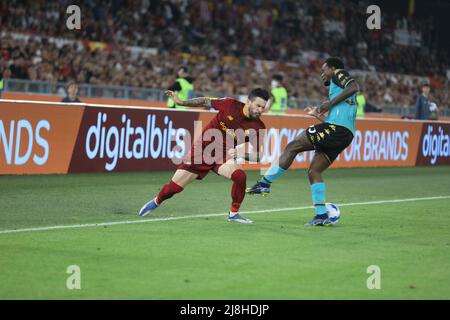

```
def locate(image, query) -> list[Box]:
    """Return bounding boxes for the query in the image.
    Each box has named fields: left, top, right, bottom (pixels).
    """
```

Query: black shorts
left=305, top=122, right=354, bottom=163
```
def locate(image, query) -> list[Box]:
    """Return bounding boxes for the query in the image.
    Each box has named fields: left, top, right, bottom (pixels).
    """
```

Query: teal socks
left=311, top=182, right=327, bottom=215
left=262, top=164, right=286, bottom=185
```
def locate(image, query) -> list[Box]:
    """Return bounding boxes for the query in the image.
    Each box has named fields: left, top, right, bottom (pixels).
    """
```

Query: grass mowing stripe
left=1, top=195, right=449, bottom=235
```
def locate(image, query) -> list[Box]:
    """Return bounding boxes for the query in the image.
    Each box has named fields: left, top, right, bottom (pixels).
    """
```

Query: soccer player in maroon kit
left=138, top=88, right=271, bottom=223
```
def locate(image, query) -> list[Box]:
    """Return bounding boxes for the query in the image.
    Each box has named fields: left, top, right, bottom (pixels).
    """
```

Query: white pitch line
left=1, top=195, right=449, bottom=235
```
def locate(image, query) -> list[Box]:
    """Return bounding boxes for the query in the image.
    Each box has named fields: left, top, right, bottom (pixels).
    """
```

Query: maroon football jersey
left=210, top=98, right=266, bottom=150
left=188, top=98, right=265, bottom=164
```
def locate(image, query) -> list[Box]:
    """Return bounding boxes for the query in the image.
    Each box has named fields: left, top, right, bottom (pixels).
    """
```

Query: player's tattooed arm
left=165, top=90, right=211, bottom=107
left=178, top=97, right=212, bottom=107
left=318, top=81, right=359, bottom=113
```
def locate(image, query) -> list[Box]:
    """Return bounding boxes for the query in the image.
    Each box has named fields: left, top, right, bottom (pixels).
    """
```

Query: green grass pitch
left=1, top=166, right=450, bottom=299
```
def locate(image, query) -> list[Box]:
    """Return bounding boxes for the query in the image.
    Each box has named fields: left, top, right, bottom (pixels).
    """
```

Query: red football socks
left=156, top=180, right=184, bottom=205
left=230, top=170, right=246, bottom=213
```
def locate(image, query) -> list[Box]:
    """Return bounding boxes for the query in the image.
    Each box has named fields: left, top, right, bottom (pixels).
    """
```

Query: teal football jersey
left=326, top=69, right=357, bottom=134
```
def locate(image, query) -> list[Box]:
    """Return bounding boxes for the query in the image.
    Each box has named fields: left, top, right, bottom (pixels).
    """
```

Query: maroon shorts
left=177, top=162, right=224, bottom=180
left=177, top=148, right=228, bottom=180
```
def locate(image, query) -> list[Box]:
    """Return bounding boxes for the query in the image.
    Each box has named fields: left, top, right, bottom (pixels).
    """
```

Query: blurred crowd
left=0, top=0, right=449, bottom=109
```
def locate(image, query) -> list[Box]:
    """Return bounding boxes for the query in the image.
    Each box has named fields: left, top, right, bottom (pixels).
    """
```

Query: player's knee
left=231, top=169, right=246, bottom=185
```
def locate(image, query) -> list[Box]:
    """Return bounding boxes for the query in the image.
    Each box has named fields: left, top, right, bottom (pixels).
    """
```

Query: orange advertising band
left=1, top=100, right=449, bottom=175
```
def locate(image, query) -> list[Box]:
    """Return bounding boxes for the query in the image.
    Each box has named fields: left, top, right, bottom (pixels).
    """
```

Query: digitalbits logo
left=84, top=112, right=188, bottom=171
left=421, top=125, right=450, bottom=165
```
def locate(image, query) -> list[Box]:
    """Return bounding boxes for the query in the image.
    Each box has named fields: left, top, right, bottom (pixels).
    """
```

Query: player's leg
left=247, top=130, right=315, bottom=195
left=138, top=169, right=198, bottom=217
left=305, top=152, right=333, bottom=226
left=279, top=131, right=315, bottom=170
left=305, top=125, right=354, bottom=226
left=217, top=162, right=253, bottom=223
left=157, top=169, right=198, bottom=204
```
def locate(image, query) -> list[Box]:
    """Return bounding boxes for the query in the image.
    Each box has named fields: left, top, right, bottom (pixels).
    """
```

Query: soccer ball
left=325, top=203, right=341, bottom=225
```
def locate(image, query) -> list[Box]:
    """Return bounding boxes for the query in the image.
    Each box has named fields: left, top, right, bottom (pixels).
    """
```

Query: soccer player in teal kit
left=247, top=57, right=359, bottom=226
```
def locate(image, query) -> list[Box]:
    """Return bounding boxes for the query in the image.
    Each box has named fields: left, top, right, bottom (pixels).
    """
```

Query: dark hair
left=272, top=74, right=283, bottom=82
left=178, top=66, right=189, bottom=73
left=249, top=88, right=270, bottom=101
left=67, top=80, right=78, bottom=88
left=325, top=57, right=344, bottom=69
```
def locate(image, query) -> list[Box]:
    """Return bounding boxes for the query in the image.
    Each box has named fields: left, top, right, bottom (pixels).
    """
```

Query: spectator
left=61, top=81, right=81, bottom=103
left=0, top=69, right=4, bottom=98
left=415, top=84, right=432, bottom=120
left=268, top=74, right=288, bottom=115
left=167, top=66, right=194, bottom=110
left=383, top=88, right=393, bottom=104
left=356, top=90, right=366, bottom=119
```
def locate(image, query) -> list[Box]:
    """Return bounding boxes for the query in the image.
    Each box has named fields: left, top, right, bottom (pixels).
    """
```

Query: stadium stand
left=0, top=0, right=448, bottom=113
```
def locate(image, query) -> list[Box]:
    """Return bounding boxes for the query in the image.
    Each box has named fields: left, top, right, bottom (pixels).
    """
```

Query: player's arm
left=266, top=93, right=275, bottom=111
left=165, top=90, right=211, bottom=107
left=265, top=96, right=274, bottom=112
left=305, top=106, right=326, bottom=122
left=318, top=71, right=359, bottom=113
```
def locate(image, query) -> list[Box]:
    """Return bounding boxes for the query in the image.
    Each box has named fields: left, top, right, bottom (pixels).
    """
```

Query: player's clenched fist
left=305, top=106, right=326, bottom=123
left=227, top=148, right=245, bottom=160
left=227, top=148, right=238, bottom=159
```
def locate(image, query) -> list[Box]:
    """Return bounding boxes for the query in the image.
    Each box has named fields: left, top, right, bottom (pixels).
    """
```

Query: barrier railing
left=2, top=78, right=448, bottom=117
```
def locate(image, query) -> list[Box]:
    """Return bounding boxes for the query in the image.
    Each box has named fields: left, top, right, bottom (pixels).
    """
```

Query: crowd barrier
left=1, top=99, right=449, bottom=174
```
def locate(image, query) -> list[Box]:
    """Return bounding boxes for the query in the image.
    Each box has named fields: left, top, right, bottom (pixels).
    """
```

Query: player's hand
left=227, top=148, right=238, bottom=159
left=165, top=90, right=182, bottom=105
left=227, top=148, right=246, bottom=161
left=318, top=101, right=331, bottom=114
left=305, top=106, right=321, bottom=117
left=264, top=97, right=274, bottom=112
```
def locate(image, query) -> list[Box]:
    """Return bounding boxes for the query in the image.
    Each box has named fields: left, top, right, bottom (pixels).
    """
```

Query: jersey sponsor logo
left=227, top=115, right=234, bottom=121
left=307, top=126, right=316, bottom=134
left=219, top=121, right=237, bottom=139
